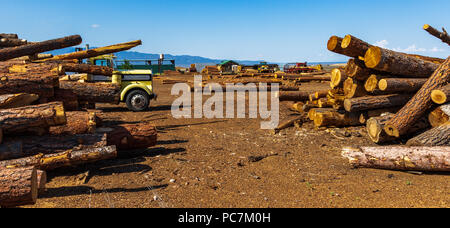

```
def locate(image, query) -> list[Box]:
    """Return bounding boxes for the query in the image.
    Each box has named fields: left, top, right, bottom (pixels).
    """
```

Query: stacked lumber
left=0, top=34, right=158, bottom=207
left=201, top=66, right=220, bottom=75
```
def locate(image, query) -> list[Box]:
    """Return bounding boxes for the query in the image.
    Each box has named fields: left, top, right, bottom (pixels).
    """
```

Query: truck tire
left=126, top=90, right=150, bottom=112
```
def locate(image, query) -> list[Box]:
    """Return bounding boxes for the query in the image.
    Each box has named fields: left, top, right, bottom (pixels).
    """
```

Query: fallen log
left=344, top=94, right=412, bottom=112
left=341, top=34, right=371, bottom=58
left=0, top=38, right=27, bottom=47
left=45, top=40, right=141, bottom=61
left=428, top=104, right=450, bottom=127
left=366, top=114, right=430, bottom=144
left=406, top=123, right=450, bottom=146
left=14, top=54, right=53, bottom=61
left=330, top=68, right=348, bottom=89
left=0, top=166, right=38, bottom=207
left=48, top=89, right=79, bottom=111
left=423, top=24, right=450, bottom=46
left=0, top=102, right=66, bottom=135
left=0, top=34, right=18, bottom=39
left=0, top=93, right=39, bottom=109
left=59, top=81, right=121, bottom=104
left=384, top=57, right=450, bottom=137
left=431, top=84, right=450, bottom=104
left=276, top=91, right=311, bottom=101
left=364, top=46, right=440, bottom=77
left=97, top=124, right=158, bottom=150
left=0, top=146, right=117, bottom=171
left=272, top=115, right=305, bottom=134
left=59, top=63, right=114, bottom=76
left=36, top=170, right=47, bottom=195
left=0, top=35, right=82, bottom=62
left=378, top=78, right=428, bottom=94
left=49, top=111, right=99, bottom=135
left=314, top=110, right=362, bottom=128
left=359, top=107, right=400, bottom=124
left=308, top=108, right=334, bottom=121
left=342, top=146, right=450, bottom=172
left=344, top=77, right=367, bottom=98
left=0, top=73, right=57, bottom=98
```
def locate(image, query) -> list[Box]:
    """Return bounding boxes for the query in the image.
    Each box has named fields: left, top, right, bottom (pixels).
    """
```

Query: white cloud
left=429, top=47, right=444, bottom=53
left=375, top=40, right=389, bottom=48
left=393, top=44, right=426, bottom=53
left=91, top=24, right=100, bottom=29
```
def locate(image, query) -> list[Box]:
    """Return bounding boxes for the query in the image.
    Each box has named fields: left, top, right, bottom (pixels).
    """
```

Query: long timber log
left=342, top=146, right=450, bottom=172
left=0, top=166, right=38, bottom=207
left=49, top=111, right=99, bottom=135
left=406, top=123, right=450, bottom=146
left=0, top=35, right=82, bottom=62
left=423, top=24, right=450, bottom=46
left=97, top=124, right=158, bottom=150
left=384, top=57, right=450, bottom=138
left=378, top=78, right=428, bottom=94
left=341, top=35, right=371, bottom=58
left=59, top=63, right=114, bottom=76
left=0, top=93, right=39, bottom=109
left=0, top=73, right=58, bottom=98
left=314, top=110, right=362, bottom=128
left=344, top=94, right=412, bottom=112
left=59, top=81, right=120, bottom=104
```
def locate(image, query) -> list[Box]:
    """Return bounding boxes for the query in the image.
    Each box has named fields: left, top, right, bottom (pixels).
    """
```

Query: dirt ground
left=27, top=75, right=449, bottom=208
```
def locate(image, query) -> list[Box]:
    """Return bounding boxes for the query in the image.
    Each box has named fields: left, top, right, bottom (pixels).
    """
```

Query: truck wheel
left=126, top=90, right=150, bottom=112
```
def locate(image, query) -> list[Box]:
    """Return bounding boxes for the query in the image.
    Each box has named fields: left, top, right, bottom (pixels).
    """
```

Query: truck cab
left=89, top=55, right=157, bottom=112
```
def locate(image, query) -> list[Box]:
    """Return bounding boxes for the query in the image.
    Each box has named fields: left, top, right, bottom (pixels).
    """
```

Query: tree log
left=49, top=111, right=99, bottom=135
left=59, top=63, right=114, bottom=76
left=0, top=93, right=39, bottom=109
left=327, top=36, right=346, bottom=55
left=406, top=123, right=450, bottom=146
left=0, top=73, right=57, bottom=98
left=342, top=146, right=450, bottom=172
left=0, top=38, right=27, bottom=47
left=344, top=77, right=367, bottom=98
left=45, top=40, right=141, bottom=61
left=0, top=141, right=23, bottom=161
left=344, top=94, right=412, bottom=112
left=276, top=91, right=312, bottom=101
left=59, top=81, right=121, bottom=104
left=97, top=124, right=158, bottom=150
left=0, top=146, right=117, bottom=171
left=0, top=102, right=66, bottom=135
left=379, top=78, right=428, bottom=94
left=0, top=34, right=18, bottom=39
left=0, top=166, right=37, bottom=207
left=341, top=34, right=371, bottom=58
left=0, top=35, right=82, bottom=62
left=359, top=107, right=400, bottom=124
left=330, top=68, right=348, bottom=89
left=423, top=24, right=450, bottom=46
left=364, top=74, right=387, bottom=93
left=36, top=170, right=47, bottom=195
left=345, top=58, right=378, bottom=81
left=428, top=104, right=450, bottom=127
left=314, top=109, right=362, bottom=128
left=364, top=46, right=440, bottom=77
left=431, top=84, right=450, bottom=104
left=384, top=57, right=450, bottom=137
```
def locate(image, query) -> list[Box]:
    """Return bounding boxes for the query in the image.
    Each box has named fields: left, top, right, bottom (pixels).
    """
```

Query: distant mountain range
left=47, top=47, right=344, bottom=68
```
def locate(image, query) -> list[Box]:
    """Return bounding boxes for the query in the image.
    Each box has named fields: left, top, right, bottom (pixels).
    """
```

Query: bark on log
left=0, top=166, right=37, bottom=207
left=364, top=46, right=440, bottom=77
left=97, top=124, right=158, bottom=150
left=345, top=58, right=379, bottom=81
left=0, top=146, right=117, bottom=171
left=406, top=123, right=450, bottom=146
left=59, top=81, right=120, bottom=104
left=14, top=54, right=53, bottom=61
left=48, top=89, right=79, bottom=111
left=344, top=77, right=367, bottom=98
left=341, top=35, right=371, bottom=58
left=359, top=107, right=400, bottom=124
left=330, top=68, right=348, bottom=89
left=276, top=91, right=312, bottom=101
left=314, top=110, right=362, bottom=128
left=0, top=102, right=66, bottom=135
left=428, top=104, right=450, bottom=127
left=344, top=94, right=413, bottom=112
left=59, top=63, right=114, bottom=76
left=0, top=35, right=82, bottom=62
left=272, top=115, right=305, bottom=134
left=308, top=108, right=335, bottom=121
left=45, top=40, right=141, bottom=61
left=342, top=146, right=450, bottom=172
left=0, top=93, right=39, bottom=109
left=49, top=111, right=99, bottom=135
left=36, top=170, right=47, bottom=195
left=327, top=36, right=345, bottom=55
left=0, top=38, right=27, bottom=47
left=0, top=73, right=57, bottom=98
left=423, top=24, right=450, bottom=46
left=7, top=62, right=59, bottom=74
left=378, top=78, right=428, bottom=94
left=431, top=84, right=450, bottom=104
left=384, top=57, right=450, bottom=137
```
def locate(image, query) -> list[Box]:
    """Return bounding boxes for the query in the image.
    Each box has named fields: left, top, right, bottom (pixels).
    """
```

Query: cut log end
left=364, top=46, right=382, bottom=69
left=378, top=79, right=388, bottom=91
left=327, top=36, right=340, bottom=51
left=384, top=124, right=400, bottom=138
left=431, top=89, right=447, bottom=104
left=341, top=35, right=352, bottom=49
left=365, top=75, right=379, bottom=92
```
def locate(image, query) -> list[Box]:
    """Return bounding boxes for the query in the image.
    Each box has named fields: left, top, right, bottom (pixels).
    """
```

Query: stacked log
left=0, top=34, right=158, bottom=207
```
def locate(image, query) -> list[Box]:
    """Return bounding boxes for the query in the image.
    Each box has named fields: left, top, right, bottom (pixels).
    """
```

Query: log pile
left=0, top=34, right=158, bottom=207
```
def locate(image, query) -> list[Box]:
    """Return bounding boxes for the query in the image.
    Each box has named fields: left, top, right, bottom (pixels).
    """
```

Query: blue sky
left=1, top=0, right=449, bottom=62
